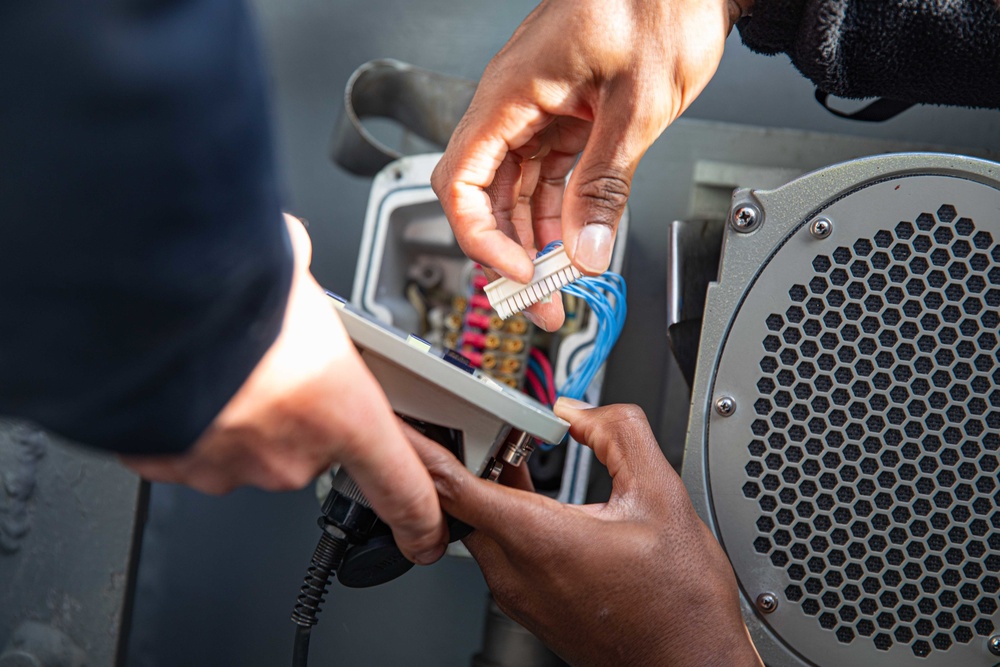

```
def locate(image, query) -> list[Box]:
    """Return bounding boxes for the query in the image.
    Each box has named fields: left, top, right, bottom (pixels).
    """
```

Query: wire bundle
left=525, top=348, right=557, bottom=406
left=537, top=241, right=627, bottom=401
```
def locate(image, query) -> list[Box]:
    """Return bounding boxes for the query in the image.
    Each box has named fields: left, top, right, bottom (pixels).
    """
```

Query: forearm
left=737, top=0, right=1000, bottom=108
left=0, top=0, right=291, bottom=455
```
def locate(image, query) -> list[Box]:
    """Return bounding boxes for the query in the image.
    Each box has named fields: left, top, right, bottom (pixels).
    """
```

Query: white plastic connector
left=485, top=246, right=582, bottom=319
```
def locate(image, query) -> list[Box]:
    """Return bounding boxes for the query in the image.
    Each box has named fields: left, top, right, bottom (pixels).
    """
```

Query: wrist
left=647, top=565, right=764, bottom=667
left=655, top=622, right=762, bottom=667
left=726, top=0, right=754, bottom=28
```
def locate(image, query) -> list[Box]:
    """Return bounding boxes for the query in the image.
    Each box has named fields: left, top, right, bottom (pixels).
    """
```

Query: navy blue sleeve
left=0, top=0, right=293, bottom=455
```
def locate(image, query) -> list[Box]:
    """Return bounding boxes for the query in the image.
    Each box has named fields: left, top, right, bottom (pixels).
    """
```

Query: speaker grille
left=742, top=205, right=1000, bottom=658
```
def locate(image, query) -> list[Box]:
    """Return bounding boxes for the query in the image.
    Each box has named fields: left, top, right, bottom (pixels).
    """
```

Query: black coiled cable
left=291, top=529, right=348, bottom=626
left=290, top=528, right=349, bottom=667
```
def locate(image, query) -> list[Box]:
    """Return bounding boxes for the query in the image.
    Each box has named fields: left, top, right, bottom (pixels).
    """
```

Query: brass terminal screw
left=502, top=337, right=525, bottom=354
left=505, top=317, right=528, bottom=335
left=500, top=357, right=522, bottom=374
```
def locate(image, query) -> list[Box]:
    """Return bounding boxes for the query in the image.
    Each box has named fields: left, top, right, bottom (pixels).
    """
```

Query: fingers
left=432, top=101, right=552, bottom=283
left=530, top=151, right=578, bottom=247
left=483, top=153, right=527, bottom=245
left=265, top=274, right=448, bottom=565
left=404, top=422, right=562, bottom=546
left=283, top=212, right=313, bottom=268
left=497, top=454, right=535, bottom=492
left=334, top=365, right=450, bottom=565
left=552, top=399, right=672, bottom=503
left=119, top=454, right=183, bottom=485
left=511, top=156, right=542, bottom=249
left=561, top=89, right=662, bottom=275
left=523, top=299, right=565, bottom=333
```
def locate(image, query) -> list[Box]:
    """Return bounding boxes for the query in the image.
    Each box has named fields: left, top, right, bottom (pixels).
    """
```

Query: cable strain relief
left=290, top=530, right=349, bottom=628
left=330, top=470, right=371, bottom=507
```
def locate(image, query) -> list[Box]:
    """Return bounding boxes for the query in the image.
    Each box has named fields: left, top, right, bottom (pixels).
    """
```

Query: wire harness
left=558, top=268, right=626, bottom=401
left=488, top=241, right=627, bottom=402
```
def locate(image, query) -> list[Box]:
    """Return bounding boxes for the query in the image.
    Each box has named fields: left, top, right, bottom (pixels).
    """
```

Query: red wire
left=525, top=370, right=551, bottom=407
left=529, top=348, right=557, bottom=404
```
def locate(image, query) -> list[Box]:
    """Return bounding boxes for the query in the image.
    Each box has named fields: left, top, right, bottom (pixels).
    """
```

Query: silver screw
left=988, top=634, right=1000, bottom=656
left=809, top=217, right=833, bottom=239
left=756, top=593, right=778, bottom=614
left=731, top=205, right=760, bottom=232
left=715, top=396, right=736, bottom=417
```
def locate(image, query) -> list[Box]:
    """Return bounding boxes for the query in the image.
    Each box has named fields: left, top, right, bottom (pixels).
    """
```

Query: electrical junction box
left=351, top=153, right=628, bottom=504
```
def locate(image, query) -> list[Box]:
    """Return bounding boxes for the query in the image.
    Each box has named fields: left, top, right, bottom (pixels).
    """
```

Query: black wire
left=290, top=529, right=348, bottom=667
left=292, top=625, right=312, bottom=667
left=291, top=531, right=344, bottom=627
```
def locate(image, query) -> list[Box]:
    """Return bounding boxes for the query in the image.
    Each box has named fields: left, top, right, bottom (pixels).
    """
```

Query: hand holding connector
left=485, top=245, right=582, bottom=320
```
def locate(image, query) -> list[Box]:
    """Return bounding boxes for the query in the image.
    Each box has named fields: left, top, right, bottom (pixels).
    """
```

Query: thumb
left=403, top=422, right=558, bottom=548
left=553, top=399, right=673, bottom=502
left=283, top=213, right=313, bottom=268
left=323, top=313, right=449, bottom=564
left=562, top=95, right=659, bottom=275
left=335, top=385, right=450, bottom=565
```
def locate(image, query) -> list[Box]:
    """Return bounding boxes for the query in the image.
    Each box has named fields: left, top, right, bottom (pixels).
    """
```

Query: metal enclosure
left=0, top=421, right=143, bottom=667
left=683, top=154, right=1000, bottom=666
left=349, top=153, right=626, bottom=504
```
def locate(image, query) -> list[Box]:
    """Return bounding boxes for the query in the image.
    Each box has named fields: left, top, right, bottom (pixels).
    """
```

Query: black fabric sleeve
left=736, top=0, right=1000, bottom=109
left=0, top=0, right=292, bottom=455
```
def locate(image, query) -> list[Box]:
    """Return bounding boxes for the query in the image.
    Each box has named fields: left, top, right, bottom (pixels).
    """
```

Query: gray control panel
left=332, top=293, right=569, bottom=477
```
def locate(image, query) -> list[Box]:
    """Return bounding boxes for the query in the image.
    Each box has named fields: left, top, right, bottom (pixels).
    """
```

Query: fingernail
left=414, top=544, right=446, bottom=565
left=555, top=396, right=593, bottom=411
left=573, top=223, right=613, bottom=274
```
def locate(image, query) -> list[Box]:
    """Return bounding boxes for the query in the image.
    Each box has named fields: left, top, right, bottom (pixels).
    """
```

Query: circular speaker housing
left=683, top=154, right=1000, bottom=667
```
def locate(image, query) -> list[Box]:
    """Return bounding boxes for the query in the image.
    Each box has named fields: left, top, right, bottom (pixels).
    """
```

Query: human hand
left=432, top=0, right=748, bottom=330
left=407, top=399, right=762, bottom=667
left=122, top=214, right=449, bottom=565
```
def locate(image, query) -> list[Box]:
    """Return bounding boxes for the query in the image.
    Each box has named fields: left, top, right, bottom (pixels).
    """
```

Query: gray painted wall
left=126, top=2, right=1000, bottom=666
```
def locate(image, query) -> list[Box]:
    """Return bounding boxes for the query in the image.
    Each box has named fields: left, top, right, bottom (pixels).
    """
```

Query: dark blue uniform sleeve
left=0, top=0, right=293, bottom=455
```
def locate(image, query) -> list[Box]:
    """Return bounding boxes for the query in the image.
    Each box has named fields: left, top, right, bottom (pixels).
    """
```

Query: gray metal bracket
left=330, top=59, right=476, bottom=176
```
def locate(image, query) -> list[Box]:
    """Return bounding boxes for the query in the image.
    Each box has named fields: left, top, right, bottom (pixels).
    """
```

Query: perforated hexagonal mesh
left=741, top=205, right=1000, bottom=658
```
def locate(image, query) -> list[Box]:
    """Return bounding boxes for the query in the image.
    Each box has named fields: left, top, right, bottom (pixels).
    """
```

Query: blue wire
left=534, top=241, right=627, bottom=402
